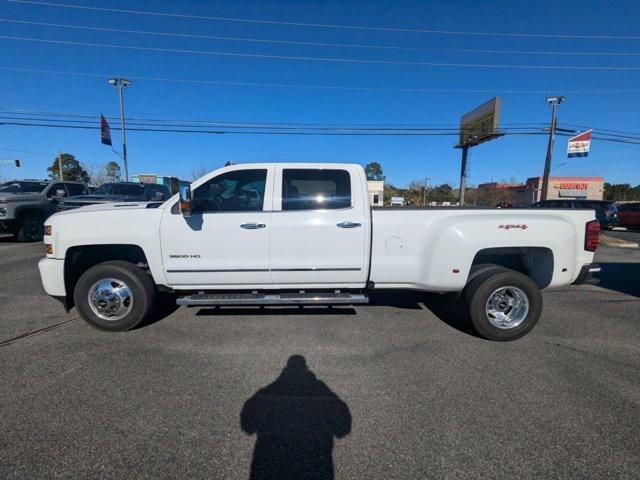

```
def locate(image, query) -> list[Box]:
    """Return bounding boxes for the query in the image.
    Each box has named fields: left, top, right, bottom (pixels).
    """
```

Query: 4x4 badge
left=498, top=224, right=528, bottom=230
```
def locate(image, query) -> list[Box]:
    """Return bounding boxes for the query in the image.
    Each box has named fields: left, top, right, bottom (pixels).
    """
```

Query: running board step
left=176, top=292, right=369, bottom=306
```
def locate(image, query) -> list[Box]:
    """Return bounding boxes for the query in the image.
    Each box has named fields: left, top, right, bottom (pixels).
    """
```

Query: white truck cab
left=39, top=163, right=600, bottom=341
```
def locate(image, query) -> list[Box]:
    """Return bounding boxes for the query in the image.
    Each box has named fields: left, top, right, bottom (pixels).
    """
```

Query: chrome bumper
left=38, top=257, right=66, bottom=297
left=572, top=263, right=601, bottom=285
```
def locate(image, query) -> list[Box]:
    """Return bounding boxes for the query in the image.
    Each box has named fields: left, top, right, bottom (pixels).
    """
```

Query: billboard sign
left=458, top=97, right=502, bottom=147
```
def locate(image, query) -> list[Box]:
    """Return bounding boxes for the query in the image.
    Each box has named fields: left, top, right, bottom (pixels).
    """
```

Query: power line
left=2, top=18, right=640, bottom=57
left=563, top=123, right=640, bottom=138
left=556, top=132, right=640, bottom=146
left=6, top=0, right=640, bottom=40
left=3, top=66, right=640, bottom=95
left=0, top=120, right=551, bottom=136
left=0, top=113, right=549, bottom=131
left=0, top=146, right=51, bottom=155
left=2, top=117, right=639, bottom=149
left=3, top=35, right=640, bottom=70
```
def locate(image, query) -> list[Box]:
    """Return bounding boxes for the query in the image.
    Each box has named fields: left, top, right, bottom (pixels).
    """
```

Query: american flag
left=100, top=114, right=112, bottom=146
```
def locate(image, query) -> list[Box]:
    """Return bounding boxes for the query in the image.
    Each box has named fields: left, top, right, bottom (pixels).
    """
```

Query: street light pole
left=108, top=78, right=132, bottom=181
left=541, top=96, right=565, bottom=202
left=57, top=150, right=63, bottom=180
left=422, top=176, right=429, bottom=206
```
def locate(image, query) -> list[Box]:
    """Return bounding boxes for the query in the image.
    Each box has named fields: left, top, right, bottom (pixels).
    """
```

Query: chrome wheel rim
left=485, top=286, right=529, bottom=329
left=88, top=278, right=133, bottom=321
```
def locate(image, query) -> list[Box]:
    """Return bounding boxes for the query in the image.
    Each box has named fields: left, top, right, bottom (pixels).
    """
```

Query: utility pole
left=108, top=78, right=132, bottom=181
left=422, top=176, right=429, bottom=206
left=57, top=151, right=64, bottom=180
left=459, top=145, right=469, bottom=205
left=541, top=96, right=565, bottom=202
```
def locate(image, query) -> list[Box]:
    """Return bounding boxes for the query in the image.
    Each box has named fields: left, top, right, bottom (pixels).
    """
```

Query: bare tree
left=190, top=165, right=210, bottom=180
left=84, top=163, right=107, bottom=186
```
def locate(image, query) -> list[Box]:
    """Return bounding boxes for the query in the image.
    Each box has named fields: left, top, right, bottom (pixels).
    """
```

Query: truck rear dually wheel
left=74, top=260, right=156, bottom=331
left=446, top=264, right=507, bottom=322
left=464, top=269, right=542, bottom=341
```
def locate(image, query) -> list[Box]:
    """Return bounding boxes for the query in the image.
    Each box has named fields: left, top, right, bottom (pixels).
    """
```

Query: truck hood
left=64, top=194, right=145, bottom=202
left=53, top=201, right=163, bottom=216
left=0, top=192, right=43, bottom=202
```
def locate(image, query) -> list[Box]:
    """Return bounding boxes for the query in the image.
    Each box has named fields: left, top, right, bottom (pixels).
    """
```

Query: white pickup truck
left=38, top=163, right=600, bottom=341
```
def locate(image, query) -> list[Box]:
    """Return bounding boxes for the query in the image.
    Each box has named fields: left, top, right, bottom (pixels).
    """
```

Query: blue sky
left=0, top=0, right=639, bottom=186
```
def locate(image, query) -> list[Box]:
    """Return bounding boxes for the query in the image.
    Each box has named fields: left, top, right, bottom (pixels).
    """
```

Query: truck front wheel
left=74, top=261, right=156, bottom=331
left=465, top=270, right=542, bottom=341
left=16, top=213, right=44, bottom=242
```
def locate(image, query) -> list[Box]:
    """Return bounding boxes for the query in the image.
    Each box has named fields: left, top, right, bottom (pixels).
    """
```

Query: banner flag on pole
left=567, top=129, right=592, bottom=158
left=100, top=114, right=112, bottom=146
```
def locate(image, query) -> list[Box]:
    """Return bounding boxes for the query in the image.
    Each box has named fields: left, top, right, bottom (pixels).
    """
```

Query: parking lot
left=1, top=235, right=639, bottom=479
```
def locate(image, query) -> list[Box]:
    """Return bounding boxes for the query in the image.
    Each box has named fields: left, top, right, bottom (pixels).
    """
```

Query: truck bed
left=369, top=207, right=595, bottom=291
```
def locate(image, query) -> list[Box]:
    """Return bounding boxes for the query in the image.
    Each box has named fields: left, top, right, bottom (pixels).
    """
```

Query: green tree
left=364, top=162, right=385, bottom=181
left=47, top=153, right=90, bottom=183
left=105, top=161, right=121, bottom=183
left=604, top=183, right=640, bottom=201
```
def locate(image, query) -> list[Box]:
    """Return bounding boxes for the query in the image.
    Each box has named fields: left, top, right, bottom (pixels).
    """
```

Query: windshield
left=0, top=181, right=48, bottom=194
left=95, top=183, right=146, bottom=196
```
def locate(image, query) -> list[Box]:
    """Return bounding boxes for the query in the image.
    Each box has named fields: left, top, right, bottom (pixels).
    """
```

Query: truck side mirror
left=179, top=185, right=192, bottom=217
left=55, top=189, right=66, bottom=199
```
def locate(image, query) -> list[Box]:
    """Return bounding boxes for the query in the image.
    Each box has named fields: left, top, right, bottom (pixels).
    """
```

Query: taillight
left=585, top=220, right=600, bottom=252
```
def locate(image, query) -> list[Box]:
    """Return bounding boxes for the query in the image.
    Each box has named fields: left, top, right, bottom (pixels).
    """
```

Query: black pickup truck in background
left=532, top=199, right=618, bottom=230
left=58, top=182, right=171, bottom=211
left=0, top=180, right=89, bottom=241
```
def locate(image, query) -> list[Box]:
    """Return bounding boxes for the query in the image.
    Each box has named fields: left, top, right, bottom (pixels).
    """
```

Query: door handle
left=241, top=223, right=266, bottom=229
left=337, top=221, right=362, bottom=228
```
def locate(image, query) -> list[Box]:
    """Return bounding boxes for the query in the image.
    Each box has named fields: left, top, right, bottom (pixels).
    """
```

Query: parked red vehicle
left=617, top=202, right=640, bottom=229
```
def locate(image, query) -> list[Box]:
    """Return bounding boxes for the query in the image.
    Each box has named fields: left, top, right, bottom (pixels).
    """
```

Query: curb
left=612, top=243, right=640, bottom=249
left=599, top=234, right=639, bottom=249
left=599, top=240, right=639, bottom=249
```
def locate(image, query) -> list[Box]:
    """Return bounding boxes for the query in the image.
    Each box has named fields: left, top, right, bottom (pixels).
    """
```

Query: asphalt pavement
left=1, top=236, right=639, bottom=479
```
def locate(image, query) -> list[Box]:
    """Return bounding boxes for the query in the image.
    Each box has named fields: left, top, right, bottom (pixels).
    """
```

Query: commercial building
left=476, top=182, right=524, bottom=206
left=477, top=176, right=604, bottom=206
left=516, top=176, right=604, bottom=204
left=367, top=180, right=384, bottom=206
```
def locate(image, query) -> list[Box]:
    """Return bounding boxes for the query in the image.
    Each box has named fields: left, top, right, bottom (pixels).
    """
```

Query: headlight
left=0, top=207, right=6, bottom=217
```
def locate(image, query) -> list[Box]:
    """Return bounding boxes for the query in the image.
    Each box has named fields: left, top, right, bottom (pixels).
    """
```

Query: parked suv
left=617, top=202, right=640, bottom=229
left=532, top=199, right=618, bottom=229
left=0, top=180, right=89, bottom=241
left=58, top=181, right=171, bottom=211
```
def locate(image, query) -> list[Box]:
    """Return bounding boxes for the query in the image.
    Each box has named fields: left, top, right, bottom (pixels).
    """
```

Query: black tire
left=74, top=260, right=156, bottom=332
left=447, top=264, right=508, bottom=323
left=16, top=213, right=44, bottom=242
left=465, top=269, right=542, bottom=341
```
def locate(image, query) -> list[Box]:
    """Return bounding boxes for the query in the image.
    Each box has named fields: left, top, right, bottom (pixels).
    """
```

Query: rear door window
left=65, top=183, right=86, bottom=196
left=282, top=169, right=351, bottom=211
